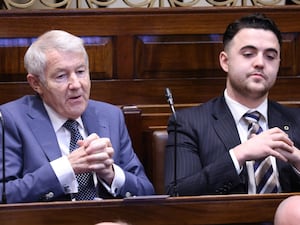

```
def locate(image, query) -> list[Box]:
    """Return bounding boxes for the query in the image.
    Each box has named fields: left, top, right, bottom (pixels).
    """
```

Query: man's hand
left=233, top=127, right=294, bottom=167
left=68, top=133, right=115, bottom=185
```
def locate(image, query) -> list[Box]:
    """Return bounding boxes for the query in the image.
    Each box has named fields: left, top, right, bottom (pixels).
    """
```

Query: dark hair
left=223, top=13, right=282, bottom=49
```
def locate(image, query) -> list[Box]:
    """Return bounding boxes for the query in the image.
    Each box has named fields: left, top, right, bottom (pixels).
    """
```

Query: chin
left=67, top=109, right=85, bottom=119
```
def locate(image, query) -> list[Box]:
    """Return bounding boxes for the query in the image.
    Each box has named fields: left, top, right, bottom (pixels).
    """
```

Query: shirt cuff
left=99, top=163, right=125, bottom=196
left=229, top=149, right=243, bottom=174
left=50, top=156, right=78, bottom=193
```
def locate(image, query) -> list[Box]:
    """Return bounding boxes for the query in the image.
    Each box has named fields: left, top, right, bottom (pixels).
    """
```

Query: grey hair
left=24, top=30, right=89, bottom=81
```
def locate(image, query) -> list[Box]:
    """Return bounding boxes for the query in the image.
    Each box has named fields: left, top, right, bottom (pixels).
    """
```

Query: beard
left=227, top=76, right=275, bottom=101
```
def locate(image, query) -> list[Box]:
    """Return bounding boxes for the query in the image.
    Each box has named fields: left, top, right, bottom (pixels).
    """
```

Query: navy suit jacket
left=0, top=95, right=154, bottom=203
left=165, top=95, right=300, bottom=196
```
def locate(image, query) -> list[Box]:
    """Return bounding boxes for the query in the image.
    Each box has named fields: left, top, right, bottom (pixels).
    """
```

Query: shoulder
left=176, top=96, right=222, bottom=117
left=88, top=99, right=121, bottom=111
left=170, top=96, right=223, bottom=128
left=268, top=100, right=300, bottom=131
left=268, top=100, right=299, bottom=117
left=0, top=95, right=40, bottom=112
left=86, top=99, right=123, bottom=118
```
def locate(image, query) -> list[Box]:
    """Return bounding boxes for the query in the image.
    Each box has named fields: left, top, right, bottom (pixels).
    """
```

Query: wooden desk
left=0, top=193, right=296, bottom=225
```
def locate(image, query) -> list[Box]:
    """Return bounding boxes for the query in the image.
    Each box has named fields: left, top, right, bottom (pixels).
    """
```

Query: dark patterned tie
left=63, top=119, right=97, bottom=200
left=243, top=111, right=278, bottom=194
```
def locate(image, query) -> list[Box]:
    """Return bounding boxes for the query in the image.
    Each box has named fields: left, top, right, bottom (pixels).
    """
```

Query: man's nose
left=253, top=54, right=265, bottom=68
left=68, top=73, right=81, bottom=88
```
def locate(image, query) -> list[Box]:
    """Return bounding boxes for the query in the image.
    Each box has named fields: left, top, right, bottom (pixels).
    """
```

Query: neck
left=226, top=89, right=268, bottom=109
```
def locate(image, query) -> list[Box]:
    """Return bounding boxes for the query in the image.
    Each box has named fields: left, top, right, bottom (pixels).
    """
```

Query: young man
left=165, top=13, right=300, bottom=196
left=0, top=30, right=154, bottom=203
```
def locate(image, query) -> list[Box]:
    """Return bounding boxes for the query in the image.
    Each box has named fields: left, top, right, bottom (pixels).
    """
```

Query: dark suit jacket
left=165, top=95, right=300, bottom=196
left=0, top=95, right=154, bottom=203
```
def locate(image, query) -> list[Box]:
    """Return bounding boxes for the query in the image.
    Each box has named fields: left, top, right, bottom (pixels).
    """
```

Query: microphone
left=165, top=88, right=179, bottom=196
left=165, top=88, right=176, bottom=121
left=0, top=111, right=6, bottom=204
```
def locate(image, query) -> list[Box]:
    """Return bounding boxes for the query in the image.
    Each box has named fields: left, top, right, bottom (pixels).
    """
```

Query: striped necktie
left=243, top=111, right=278, bottom=194
left=63, top=119, right=97, bottom=200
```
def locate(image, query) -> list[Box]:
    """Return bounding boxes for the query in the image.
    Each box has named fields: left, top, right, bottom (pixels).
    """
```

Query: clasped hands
left=68, top=133, right=115, bottom=185
left=233, top=127, right=300, bottom=171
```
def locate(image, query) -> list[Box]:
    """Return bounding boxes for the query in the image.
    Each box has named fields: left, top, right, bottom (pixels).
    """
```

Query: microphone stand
left=0, top=112, right=6, bottom=203
left=173, top=117, right=178, bottom=197
left=165, top=88, right=179, bottom=197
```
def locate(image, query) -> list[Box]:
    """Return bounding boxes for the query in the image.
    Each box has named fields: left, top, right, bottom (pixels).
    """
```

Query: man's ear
left=27, top=74, right=42, bottom=94
left=219, top=51, right=229, bottom=73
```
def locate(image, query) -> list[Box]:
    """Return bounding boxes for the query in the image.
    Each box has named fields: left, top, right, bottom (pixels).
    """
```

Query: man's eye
left=266, top=55, right=275, bottom=60
left=243, top=52, right=254, bottom=57
left=265, top=53, right=277, bottom=60
left=56, top=74, right=67, bottom=80
left=76, top=69, right=86, bottom=77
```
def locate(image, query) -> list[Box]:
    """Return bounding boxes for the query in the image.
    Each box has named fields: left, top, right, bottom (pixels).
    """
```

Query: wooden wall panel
left=0, top=36, right=114, bottom=81
left=135, top=35, right=225, bottom=78
left=85, top=36, right=114, bottom=80
left=0, top=45, right=27, bottom=81
left=1, top=8, right=300, bottom=81
left=134, top=32, right=300, bottom=79
left=279, top=33, right=300, bottom=76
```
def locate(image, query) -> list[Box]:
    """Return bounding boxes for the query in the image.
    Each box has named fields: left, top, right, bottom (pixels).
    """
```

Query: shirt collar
left=43, top=102, right=84, bottom=132
left=224, top=89, right=268, bottom=125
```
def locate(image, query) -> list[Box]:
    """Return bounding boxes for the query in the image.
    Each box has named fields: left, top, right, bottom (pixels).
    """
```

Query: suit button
left=45, top=192, right=54, bottom=200
left=216, top=188, right=224, bottom=194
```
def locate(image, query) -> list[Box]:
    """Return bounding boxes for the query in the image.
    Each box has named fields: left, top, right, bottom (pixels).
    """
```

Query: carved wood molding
left=0, top=0, right=294, bottom=9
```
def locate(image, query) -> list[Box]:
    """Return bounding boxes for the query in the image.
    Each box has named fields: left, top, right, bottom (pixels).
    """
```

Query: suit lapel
left=211, top=96, right=241, bottom=150
left=26, top=98, right=110, bottom=161
left=267, top=101, right=294, bottom=183
left=27, top=96, right=62, bottom=161
left=268, top=102, right=293, bottom=136
left=211, top=96, right=249, bottom=185
left=81, top=102, right=109, bottom=137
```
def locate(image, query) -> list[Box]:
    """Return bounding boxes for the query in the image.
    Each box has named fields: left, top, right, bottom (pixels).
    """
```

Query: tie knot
left=63, top=119, right=79, bottom=132
left=243, top=111, right=263, bottom=136
left=243, top=111, right=261, bottom=124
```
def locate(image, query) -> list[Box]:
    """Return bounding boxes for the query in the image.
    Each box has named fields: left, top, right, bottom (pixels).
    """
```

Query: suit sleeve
left=0, top=107, right=66, bottom=203
left=108, top=108, right=155, bottom=197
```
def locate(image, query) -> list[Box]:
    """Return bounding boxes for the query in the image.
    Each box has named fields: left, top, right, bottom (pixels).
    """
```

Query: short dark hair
left=223, top=13, right=282, bottom=49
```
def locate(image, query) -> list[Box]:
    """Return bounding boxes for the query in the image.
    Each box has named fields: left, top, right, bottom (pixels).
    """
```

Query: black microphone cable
left=165, top=88, right=179, bottom=197
left=0, top=112, right=6, bottom=204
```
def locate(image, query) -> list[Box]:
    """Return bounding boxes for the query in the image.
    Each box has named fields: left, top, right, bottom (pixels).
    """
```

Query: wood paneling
left=0, top=194, right=296, bottom=225
left=1, top=7, right=300, bottom=82
left=135, top=35, right=225, bottom=78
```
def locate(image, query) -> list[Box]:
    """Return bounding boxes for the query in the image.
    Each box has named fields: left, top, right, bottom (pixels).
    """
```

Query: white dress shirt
left=224, top=89, right=281, bottom=194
